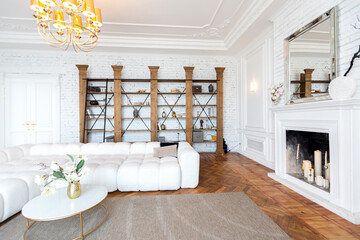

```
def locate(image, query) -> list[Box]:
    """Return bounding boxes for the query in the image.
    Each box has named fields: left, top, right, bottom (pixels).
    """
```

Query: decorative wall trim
left=224, top=0, right=274, bottom=49
left=0, top=32, right=228, bottom=51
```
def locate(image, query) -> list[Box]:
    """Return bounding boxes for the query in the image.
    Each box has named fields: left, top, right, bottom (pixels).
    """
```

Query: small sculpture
left=172, top=111, right=176, bottom=118
left=162, top=109, right=166, bottom=118
left=200, top=120, right=204, bottom=129
left=133, top=108, right=139, bottom=118
left=161, top=123, right=166, bottom=130
left=208, top=84, right=214, bottom=93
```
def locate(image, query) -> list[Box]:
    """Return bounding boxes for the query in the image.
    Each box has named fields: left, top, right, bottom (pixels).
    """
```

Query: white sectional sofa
left=0, top=142, right=200, bottom=222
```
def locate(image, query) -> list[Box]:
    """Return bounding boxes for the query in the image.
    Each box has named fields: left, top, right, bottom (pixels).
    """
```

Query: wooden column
left=76, top=65, right=89, bottom=143
left=149, top=66, right=159, bottom=142
left=304, top=68, right=314, bottom=98
left=112, top=65, right=123, bottom=142
left=184, top=67, right=194, bottom=145
left=215, top=67, right=225, bottom=155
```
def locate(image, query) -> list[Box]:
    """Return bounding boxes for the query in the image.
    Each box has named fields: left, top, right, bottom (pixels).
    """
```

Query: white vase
left=328, top=76, right=356, bottom=100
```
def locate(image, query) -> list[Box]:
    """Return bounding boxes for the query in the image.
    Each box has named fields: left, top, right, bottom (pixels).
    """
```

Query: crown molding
left=0, top=31, right=227, bottom=51
left=224, top=0, right=274, bottom=49
left=104, top=0, right=224, bottom=29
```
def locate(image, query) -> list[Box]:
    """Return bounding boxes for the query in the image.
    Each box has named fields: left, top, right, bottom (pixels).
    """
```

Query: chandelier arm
left=32, top=0, right=101, bottom=52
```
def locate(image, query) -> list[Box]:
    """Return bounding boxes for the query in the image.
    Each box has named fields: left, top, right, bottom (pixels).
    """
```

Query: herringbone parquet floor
left=110, top=153, right=360, bottom=240
left=2, top=153, right=359, bottom=239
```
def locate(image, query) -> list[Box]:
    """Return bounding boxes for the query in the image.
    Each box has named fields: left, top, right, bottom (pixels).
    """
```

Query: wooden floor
left=109, top=153, right=360, bottom=240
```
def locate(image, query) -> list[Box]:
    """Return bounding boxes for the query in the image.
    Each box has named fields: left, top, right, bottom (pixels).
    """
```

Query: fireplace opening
left=286, top=130, right=330, bottom=192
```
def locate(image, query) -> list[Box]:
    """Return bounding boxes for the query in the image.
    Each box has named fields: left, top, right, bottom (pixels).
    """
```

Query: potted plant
left=35, top=154, right=89, bottom=199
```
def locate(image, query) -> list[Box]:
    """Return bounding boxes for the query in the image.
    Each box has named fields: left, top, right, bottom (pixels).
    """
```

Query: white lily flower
left=41, top=185, right=56, bottom=197
left=80, top=167, right=90, bottom=177
left=77, top=153, right=88, bottom=162
left=34, top=174, right=46, bottom=186
left=50, top=161, right=60, bottom=171
left=69, top=172, right=79, bottom=182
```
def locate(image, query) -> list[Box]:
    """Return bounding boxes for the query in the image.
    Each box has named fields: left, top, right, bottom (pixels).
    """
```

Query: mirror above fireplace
left=284, top=7, right=337, bottom=104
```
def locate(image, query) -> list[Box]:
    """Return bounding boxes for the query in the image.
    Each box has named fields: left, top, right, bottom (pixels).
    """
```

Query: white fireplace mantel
left=269, top=98, right=360, bottom=224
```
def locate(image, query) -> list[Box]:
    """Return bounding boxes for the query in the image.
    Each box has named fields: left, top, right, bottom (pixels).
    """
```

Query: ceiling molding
left=224, top=0, right=274, bottom=48
left=0, top=31, right=227, bottom=51
left=102, top=0, right=224, bottom=29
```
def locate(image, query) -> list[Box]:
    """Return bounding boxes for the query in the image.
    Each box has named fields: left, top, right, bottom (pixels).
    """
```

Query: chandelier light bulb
left=30, top=0, right=45, bottom=12
left=29, top=0, right=102, bottom=52
left=93, top=7, right=102, bottom=27
left=62, top=0, right=78, bottom=10
left=83, top=0, right=96, bottom=18
left=73, top=15, right=84, bottom=34
left=39, top=0, right=55, bottom=7
left=53, top=10, right=65, bottom=29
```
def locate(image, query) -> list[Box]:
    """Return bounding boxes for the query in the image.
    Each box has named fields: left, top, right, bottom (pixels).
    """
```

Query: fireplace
left=286, top=130, right=330, bottom=192
left=269, top=99, right=360, bottom=224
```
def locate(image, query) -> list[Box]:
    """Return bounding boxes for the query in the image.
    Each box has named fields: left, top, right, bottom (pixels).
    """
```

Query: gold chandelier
left=30, top=0, right=102, bottom=52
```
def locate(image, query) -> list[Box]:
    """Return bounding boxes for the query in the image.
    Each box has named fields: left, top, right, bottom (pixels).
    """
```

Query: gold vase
left=67, top=181, right=81, bottom=199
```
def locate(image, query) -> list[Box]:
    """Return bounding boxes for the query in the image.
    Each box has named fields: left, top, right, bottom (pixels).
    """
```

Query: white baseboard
left=268, top=173, right=360, bottom=225
left=241, top=150, right=275, bottom=170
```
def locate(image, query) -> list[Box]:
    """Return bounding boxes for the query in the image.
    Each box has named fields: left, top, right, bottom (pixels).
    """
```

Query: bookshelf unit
left=77, top=65, right=225, bottom=154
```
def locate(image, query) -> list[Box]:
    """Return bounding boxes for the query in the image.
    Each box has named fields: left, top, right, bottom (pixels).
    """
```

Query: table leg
left=24, top=218, right=36, bottom=240
left=80, top=212, right=84, bottom=239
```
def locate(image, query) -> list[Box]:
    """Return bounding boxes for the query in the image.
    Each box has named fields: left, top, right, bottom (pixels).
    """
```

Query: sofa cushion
left=117, top=155, right=180, bottom=192
left=153, top=145, right=177, bottom=158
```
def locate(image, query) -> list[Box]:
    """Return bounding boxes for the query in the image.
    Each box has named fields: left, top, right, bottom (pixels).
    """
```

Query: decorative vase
left=67, top=181, right=81, bottom=199
left=133, top=109, right=139, bottom=118
left=328, top=76, right=356, bottom=100
left=208, top=84, right=214, bottom=93
left=272, top=97, right=280, bottom=105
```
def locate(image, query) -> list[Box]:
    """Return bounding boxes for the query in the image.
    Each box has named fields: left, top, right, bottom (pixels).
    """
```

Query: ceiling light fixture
left=30, top=0, right=102, bottom=52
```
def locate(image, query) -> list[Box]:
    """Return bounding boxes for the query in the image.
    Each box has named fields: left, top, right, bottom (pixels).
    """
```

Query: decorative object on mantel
left=29, top=0, right=102, bottom=52
left=328, top=76, right=356, bottom=100
left=329, top=16, right=360, bottom=100
left=34, top=154, right=89, bottom=199
left=269, top=82, right=284, bottom=104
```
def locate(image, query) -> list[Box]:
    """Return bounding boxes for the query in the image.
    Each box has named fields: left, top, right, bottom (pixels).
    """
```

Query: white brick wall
left=273, top=0, right=360, bottom=102
left=0, top=51, right=238, bottom=152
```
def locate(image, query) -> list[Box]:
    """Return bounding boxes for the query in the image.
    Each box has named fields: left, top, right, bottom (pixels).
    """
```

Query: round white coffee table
left=22, top=184, right=108, bottom=240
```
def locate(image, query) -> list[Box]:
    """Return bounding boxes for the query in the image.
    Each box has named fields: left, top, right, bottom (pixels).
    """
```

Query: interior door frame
left=2, top=73, right=60, bottom=148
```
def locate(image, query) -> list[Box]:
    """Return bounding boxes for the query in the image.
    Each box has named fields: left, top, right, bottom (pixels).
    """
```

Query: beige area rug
left=0, top=192, right=290, bottom=240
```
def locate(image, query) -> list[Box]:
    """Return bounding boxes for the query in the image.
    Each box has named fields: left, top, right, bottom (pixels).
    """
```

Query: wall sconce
left=250, top=82, right=257, bottom=92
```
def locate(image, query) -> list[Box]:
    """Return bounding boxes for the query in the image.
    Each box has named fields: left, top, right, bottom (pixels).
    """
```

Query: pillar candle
left=315, top=175, right=324, bottom=187
left=325, top=163, right=330, bottom=182
left=296, top=144, right=300, bottom=159
left=324, top=179, right=330, bottom=189
left=314, top=150, right=322, bottom=177
left=303, top=160, right=312, bottom=178
left=324, top=151, right=328, bottom=167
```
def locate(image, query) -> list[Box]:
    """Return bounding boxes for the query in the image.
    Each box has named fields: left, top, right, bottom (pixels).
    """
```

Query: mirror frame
left=284, top=7, right=338, bottom=104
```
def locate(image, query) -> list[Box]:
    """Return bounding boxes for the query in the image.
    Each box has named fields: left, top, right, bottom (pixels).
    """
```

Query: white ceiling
left=0, top=0, right=287, bottom=54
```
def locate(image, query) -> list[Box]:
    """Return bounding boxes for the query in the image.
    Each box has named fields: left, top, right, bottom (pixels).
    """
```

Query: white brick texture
left=0, top=51, right=238, bottom=152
